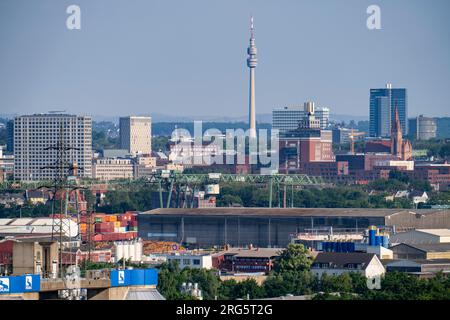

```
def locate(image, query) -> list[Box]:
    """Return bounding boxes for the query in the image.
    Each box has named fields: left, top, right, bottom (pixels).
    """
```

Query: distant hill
left=0, top=112, right=368, bottom=123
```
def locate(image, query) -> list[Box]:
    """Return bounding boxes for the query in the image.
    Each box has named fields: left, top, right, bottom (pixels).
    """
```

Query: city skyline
left=1, top=0, right=450, bottom=120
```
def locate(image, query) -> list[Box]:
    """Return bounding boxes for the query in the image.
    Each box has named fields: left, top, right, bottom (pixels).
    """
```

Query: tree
left=318, top=273, right=353, bottom=293
left=409, top=179, right=432, bottom=192
left=182, top=268, right=221, bottom=300
left=232, top=279, right=266, bottom=299
left=439, top=144, right=450, bottom=159
left=218, top=194, right=242, bottom=207
left=273, top=244, right=313, bottom=273
left=389, top=170, right=410, bottom=183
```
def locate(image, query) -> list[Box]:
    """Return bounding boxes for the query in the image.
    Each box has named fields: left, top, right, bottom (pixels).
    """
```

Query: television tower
left=247, top=16, right=258, bottom=139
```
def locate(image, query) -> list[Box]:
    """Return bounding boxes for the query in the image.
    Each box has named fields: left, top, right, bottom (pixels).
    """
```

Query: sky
left=0, top=0, right=449, bottom=119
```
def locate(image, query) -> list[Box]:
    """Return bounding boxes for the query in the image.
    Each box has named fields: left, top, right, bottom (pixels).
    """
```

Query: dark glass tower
left=369, top=84, right=407, bottom=137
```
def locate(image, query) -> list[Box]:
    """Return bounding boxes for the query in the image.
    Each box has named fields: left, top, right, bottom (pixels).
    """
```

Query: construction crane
left=348, top=129, right=366, bottom=155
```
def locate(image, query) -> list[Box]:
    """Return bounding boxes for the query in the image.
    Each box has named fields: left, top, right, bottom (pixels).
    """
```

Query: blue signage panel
left=130, top=270, right=145, bottom=286
left=110, top=269, right=158, bottom=287
left=24, top=274, right=40, bottom=292
left=0, top=277, right=10, bottom=294
left=144, top=269, right=158, bottom=286
left=110, top=269, right=132, bottom=287
left=0, top=274, right=40, bottom=294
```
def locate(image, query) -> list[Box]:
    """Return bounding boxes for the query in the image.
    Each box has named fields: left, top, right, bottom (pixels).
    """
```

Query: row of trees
left=216, top=182, right=417, bottom=209
left=157, top=244, right=450, bottom=300
left=2, top=176, right=439, bottom=218
left=0, top=202, right=53, bottom=218
left=412, top=138, right=450, bottom=159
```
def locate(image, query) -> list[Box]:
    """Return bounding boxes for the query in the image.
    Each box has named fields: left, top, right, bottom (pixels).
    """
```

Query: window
left=193, top=259, right=200, bottom=265
left=183, top=259, right=191, bottom=265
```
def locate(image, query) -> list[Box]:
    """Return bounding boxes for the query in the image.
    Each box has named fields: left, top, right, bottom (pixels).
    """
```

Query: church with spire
left=391, top=106, right=413, bottom=160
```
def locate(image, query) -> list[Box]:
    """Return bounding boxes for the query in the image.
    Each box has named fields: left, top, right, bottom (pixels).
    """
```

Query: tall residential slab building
left=14, top=114, right=92, bottom=182
left=369, top=83, right=407, bottom=137
left=119, top=116, right=152, bottom=155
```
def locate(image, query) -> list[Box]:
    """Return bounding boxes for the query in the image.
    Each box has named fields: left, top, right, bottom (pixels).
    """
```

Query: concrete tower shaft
left=247, top=16, right=258, bottom=138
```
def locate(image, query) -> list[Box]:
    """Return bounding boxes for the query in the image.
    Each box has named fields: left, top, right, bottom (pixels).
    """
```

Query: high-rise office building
left=272, top=102, right=330, bottom=133
left=369, top=84, right=407, bottom=137
left=119, top=116, right=152, bottom=155
left=6, top=120, right=14, bottom=152
left=408, top=115, right=437, bottom=141
left=278, top=107, right=334, bottom=173
left=13, top=113, right=92, bottom=182
left=247, top=16, right=258, bottom=139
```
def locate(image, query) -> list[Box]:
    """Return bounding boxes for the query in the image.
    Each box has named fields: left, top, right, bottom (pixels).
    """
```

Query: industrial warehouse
left=138, top=208, right=450, bottom=248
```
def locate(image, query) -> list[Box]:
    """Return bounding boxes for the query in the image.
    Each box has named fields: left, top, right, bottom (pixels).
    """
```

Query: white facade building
left=13, top=114, right=92, bottom=181
left=120, top=116, right=152, bottom=155
left=272, top=103, right=330, bottom=133
left=92, top=158, right=134, bottom=181
left=0, top=218, right=78, bottom=238
left=164, top=253, right=213, bottom=269
left=311, top=252, right=385, bottom=280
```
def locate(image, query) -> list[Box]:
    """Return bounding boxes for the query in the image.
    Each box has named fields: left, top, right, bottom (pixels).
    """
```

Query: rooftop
left=392, top=243, right=450, bottom=253
left=141, top=207, right=448, bottom=218
left=416, top=229, right=450, bottom=237
left=312, top=252, right=376, bottom=269
left=218, top=247, right=283, bottom=258
left=383, top=258, right=450, bottom=266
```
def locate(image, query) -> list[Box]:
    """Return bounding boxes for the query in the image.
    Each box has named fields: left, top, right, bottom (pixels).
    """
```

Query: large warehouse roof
left=141, top=208, right=448, bottom=218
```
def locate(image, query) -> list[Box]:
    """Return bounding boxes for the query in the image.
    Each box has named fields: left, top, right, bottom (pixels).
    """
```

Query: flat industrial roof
left=416, top=229, right=450, bottom=237
left=392, top=243, right=450, bottom=253
left=218, top=247, right=283, bottom=258
left=140, top=208, right=447, bottom=218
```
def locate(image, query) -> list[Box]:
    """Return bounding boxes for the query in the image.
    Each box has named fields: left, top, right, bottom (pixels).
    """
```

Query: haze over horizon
left=1, top=0, right=450, bottom=118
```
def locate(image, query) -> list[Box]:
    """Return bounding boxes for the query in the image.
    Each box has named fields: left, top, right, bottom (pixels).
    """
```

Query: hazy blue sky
left=0, top=0, right=449, bottom=119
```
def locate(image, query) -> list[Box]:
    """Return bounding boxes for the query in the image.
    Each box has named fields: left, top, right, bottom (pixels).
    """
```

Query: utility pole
left=41, top=123, right=82, bottom=279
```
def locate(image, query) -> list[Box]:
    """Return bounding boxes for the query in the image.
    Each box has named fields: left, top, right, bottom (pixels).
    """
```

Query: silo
left=375, top=236, right=382, bottom=246
left=123, top=242, right=130, bottom=260
left=368, top=226, right=376, bottom=246
left=115, top=242, right=123, bottom=262
left=382, top=235, right=389, bottom=248
left=343, top=242, right=350, bottom=252
left=349, top=242, right=355, bottom=252
left=135, top=239, right=143, bottom=262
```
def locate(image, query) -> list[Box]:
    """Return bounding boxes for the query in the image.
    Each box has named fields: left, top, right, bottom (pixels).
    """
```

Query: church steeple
left=391, top=105, right=403, bottom=157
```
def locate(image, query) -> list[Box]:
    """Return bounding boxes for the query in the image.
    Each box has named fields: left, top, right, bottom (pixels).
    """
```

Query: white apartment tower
left=119, top=116, right=152, bottom=155
left=14, top=114, right=92, bottom=182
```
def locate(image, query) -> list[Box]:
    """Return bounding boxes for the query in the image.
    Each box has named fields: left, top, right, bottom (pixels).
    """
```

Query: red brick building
left=213, top=247, right=282, bottom=274
left=279, top=111, right=334, bottom=174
